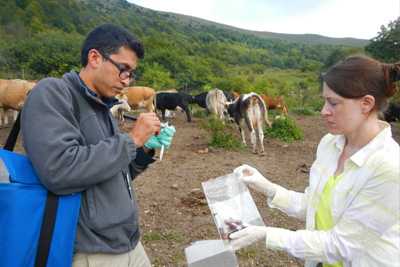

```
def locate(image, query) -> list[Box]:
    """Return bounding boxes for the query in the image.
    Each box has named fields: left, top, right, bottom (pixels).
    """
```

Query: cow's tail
left=253, top=93, right=272, bottom=127
left=153, top=92, right=157, bottom=113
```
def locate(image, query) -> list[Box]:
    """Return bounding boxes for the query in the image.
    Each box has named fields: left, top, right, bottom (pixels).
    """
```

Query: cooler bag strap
left=4, top=111, right=60, bottom=267
left=34, top=192, right=59, bottom=267
left=4, top=111, right=21, bottom=151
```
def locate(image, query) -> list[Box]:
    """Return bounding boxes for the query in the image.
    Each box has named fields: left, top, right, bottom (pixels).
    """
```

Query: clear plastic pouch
left=202, top=172, right=265, bottom=243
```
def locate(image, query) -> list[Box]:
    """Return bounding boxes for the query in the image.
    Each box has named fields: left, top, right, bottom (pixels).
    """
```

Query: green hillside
left=0, top=0, right=370, bottom=110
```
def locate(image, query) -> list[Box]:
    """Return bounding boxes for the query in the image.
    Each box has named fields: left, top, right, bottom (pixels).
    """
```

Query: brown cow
left=260, top=94, right=288, bottom=115
left=122, top=86, right=156, bottom=112
left=0, top=79, right=36, bottom=126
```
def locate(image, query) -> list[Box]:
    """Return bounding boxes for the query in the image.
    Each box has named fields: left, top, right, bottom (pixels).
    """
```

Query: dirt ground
left=3, top=112, right=399, bottom=267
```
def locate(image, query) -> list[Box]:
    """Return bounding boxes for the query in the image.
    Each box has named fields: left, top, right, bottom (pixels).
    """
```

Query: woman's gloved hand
left=233, top=164, right=277, bottom=198
left=229, top=225, right=268, bottom=250
left=144, top=124, right=176, bottom=150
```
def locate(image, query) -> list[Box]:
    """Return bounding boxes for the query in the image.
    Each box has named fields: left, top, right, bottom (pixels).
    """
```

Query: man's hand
left=229, top=225, right=268, bottom=250
left=129, top=113, right=160, bottom=147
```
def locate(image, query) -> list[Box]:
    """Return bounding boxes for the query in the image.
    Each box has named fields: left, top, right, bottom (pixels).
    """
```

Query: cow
left=383, top=102, right=400, bottom=122
left=223, top=90, right=237, bottom=102
left=227, top=92, right=272, bottom=154
left=194, top=90, right=237, bottom=110
left=206, top=89, right=228, bottom=120
left=232, top=91, right=241, bottom=100
left=193, top=92, right=208, bottom=109
left=156, top=92, right=194, bottom=122
left=260, top=94, right=288, bottom=116
left=110, top=94, right=131, bottom=123
left=122, top=86, right=156, bottom=112
left=0, top=79, right=36, bottom=126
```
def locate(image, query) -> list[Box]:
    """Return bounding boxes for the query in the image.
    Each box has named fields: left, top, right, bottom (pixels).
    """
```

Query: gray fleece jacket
left=21, top=71, right=155, bottom=254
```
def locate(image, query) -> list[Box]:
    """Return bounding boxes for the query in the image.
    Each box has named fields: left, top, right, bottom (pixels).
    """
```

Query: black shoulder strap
left=34, top=192, right=59, bottom=267
left=4, top=112, right=59, bottom=267
left=3, top=112, right=21, bottom=151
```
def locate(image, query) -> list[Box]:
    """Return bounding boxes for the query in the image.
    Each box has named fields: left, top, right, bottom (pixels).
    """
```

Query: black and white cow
left=227, top=92, right=272, bottom=154
left=156, top=92, right=194, bottom=122
left=223, top=90, right=236, bottom=102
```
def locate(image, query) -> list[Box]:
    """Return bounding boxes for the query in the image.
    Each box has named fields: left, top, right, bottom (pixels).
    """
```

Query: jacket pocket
left=85, top=173, right=138, bottom=233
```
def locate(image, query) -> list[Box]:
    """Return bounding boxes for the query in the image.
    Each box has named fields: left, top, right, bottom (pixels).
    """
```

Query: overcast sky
left=128, top=0, right=399, bottom=39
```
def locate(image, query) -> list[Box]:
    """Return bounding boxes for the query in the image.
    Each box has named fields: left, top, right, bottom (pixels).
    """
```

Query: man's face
left=94, top=46, right=138, bottom=98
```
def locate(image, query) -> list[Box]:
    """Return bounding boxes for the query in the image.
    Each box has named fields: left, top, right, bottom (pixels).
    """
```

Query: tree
left=323, top=47, right=363, bottom=70
left=366, top=18, right=400, bottom=63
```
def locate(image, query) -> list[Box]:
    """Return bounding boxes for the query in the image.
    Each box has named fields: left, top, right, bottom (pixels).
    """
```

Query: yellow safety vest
left=315, top=175, right=344, bottom=267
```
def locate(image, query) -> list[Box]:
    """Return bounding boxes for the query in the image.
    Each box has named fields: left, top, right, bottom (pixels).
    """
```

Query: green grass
left=236, top=246, right=258, bottom=259
left=291, top=107, right=318, bottom=116
left=143, top=230, right=185, bottom=243
left=192, top=107, right=208, bottom=118
left=201, top=116, right=244, bottom=150
left=265, top=116, right=304, bottom=142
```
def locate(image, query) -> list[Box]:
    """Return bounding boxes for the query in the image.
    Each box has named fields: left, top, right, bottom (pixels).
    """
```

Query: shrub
left=201, top=117, right=243, bottom=150
left=192, top=107, right=208, bottom=118
left=265, top=116, right=304, bottom=142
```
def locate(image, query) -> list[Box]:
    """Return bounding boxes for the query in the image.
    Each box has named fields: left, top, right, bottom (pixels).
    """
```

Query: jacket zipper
left=123, top=171, right=133, bottom=200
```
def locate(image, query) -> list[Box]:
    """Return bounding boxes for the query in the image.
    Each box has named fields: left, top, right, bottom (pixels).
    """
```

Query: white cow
left=110, top=94, right=131, bottom=123
left=205, top=88, right=227, bottom=120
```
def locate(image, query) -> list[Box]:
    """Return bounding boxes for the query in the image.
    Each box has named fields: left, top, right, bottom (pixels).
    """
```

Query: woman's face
left=320, top=83, right=366, bottom=135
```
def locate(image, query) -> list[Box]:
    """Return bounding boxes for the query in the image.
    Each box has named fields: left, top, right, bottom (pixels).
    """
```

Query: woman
left=230, top=55, right=400, bottom=267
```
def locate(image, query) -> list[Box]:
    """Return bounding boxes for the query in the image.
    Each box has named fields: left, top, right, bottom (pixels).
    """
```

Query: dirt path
left=2, top=113, right=398, bottom=267
left=132, top=113, right=325, bottom=266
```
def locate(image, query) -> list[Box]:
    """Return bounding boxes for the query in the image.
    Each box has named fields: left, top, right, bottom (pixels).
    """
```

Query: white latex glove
left=233, top=164, right=277, bottom=198
left=229, top=225, right=268, bottom=250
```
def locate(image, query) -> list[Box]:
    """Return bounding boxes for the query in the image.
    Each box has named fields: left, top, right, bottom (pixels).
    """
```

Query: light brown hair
left=322, top=55, right=400, bottom=111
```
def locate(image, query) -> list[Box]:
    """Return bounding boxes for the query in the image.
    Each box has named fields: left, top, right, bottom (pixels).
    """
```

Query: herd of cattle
left=110, top=86, right=285, bottom=153
left=0, top=79, right=399, bottom=152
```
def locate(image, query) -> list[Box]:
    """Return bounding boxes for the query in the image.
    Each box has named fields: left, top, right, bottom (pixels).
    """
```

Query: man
left=21, top=24, right=161, bottom=267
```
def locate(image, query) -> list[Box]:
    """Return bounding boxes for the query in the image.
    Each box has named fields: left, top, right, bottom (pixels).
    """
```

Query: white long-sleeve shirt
left=265, top=122, right=400, bottom=267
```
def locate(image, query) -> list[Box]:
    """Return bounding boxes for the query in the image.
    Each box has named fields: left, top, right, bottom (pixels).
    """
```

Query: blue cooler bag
left=0, top=114, right=81, bottom=267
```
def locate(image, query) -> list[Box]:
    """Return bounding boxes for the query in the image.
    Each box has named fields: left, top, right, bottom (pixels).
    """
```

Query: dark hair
left=81, top=24, right=144, bottom=66
left=322, top=55, right=400, bottom=111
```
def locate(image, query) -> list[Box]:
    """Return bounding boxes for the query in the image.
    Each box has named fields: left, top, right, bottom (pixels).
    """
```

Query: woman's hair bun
left=383, top=63, right=400, bottom=97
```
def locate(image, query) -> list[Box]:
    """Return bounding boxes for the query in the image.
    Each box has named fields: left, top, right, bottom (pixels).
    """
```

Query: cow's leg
left=0, top=108, right=3, bottom=127
left=118, top=110, right=124, bottom=123
left=161, top=109, right=166, bottom=121
left=238, top=120, right=246, bottom=146
left=3, top=109, right=9, bottom=126
left=12, top=110, right=18, bottom=122
left=257, top=122, right=265, bottom=154
left=250, top=129, right=257, bottom=153
left=182, top=105, right=191, bottom=122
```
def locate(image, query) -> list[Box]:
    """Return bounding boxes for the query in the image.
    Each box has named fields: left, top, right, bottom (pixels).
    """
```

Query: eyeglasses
left=100, top=52, right=137, bottom=81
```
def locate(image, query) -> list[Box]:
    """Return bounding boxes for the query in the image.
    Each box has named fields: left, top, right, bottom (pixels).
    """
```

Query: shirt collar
left=77, top=73, right=119, bottom=109
left=334, top=121, right=392, bottom=167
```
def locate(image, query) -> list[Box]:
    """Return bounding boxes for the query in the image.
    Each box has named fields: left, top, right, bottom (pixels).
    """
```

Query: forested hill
left=162, top=11, right=368, bottom=47
left=0, top=0, right=367, bottom=96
